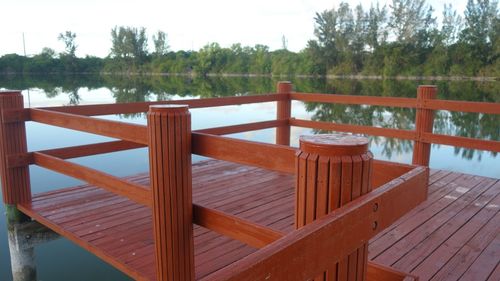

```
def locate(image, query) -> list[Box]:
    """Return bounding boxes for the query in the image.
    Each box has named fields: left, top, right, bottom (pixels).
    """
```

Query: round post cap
left=299, top=133, right=369, bottom=156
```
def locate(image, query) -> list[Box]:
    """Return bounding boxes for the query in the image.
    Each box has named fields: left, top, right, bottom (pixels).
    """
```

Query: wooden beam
left=372, top=160, right=414, bottom=188
left=291, top=93, right=417, bottom=108
left=192, top=132, right=296, bottom=174
left=39, top=140, right=146, bottom=159
left=290, top=118, right=417, bottom=140
left=33, top=152, right=151, bottom=206
left=1, top=108, right=30, bottom=123
left=424, top=99, right=500, bottom=115
left=200, top=166, right=428, bottom=281
left=30, top=108, right=148, bottom=145
left=38, top=94, right=285, bottom=116
left=367, top=261, right=419, bottom=281
left=193, top=204, right=285, bottom=249
left=196, top=120, right=286, bottom=136
left=421, top=132, right=500, bottom=153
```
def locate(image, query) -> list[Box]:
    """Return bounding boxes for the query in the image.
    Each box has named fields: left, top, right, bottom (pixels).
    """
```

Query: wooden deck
left=17, top=160, right=499, bottom=281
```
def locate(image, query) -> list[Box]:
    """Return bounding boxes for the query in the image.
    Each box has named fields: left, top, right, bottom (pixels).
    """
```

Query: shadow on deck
left=17, top=160, right=500, bottom=281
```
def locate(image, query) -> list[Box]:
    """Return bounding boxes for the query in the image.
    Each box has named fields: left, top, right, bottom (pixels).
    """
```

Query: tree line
left=0, top=0, right=498, bottom=78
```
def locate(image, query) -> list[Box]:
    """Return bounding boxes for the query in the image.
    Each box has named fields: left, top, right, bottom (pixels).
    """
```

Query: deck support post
left=147, top=105, right=195, bottom=281
left=0, top=91, right=31, bottom=206
left=412, top=85, right=437, bottom=166
left=276, top=81, right=292, bottom=146
left=296, top=133, right=373, bottom=281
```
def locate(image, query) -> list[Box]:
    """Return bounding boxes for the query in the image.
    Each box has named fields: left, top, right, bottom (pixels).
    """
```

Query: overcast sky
left=1, top=0, right=467, bottom=58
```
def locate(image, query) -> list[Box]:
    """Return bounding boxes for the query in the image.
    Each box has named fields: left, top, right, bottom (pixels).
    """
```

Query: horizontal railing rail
left=192, top=133, right=296, bottom=174
left=290, top=118, right=417, bottom=140
left=291, top=92, right=417, bottom=108
left=33, top=152, right=152, bottom=206
left=30, top=108, right=149, bottom=145
left=290, top=90, right=500, bottom=155
left=38, top=93, right=285, bottom=116
left=1, top=84, right=498, bottom=281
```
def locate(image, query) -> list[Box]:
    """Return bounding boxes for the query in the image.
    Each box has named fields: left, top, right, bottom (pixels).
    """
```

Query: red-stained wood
left=192, top=132, right=296, bottom=174
left=202, top=165, right=427, bottom=281
left=295, top=134, right=373, bottom=281
left=30, top=108, right=149, bottom=145
left=276, top=81, right=292, bottom=146
left=423, top=99, right=500, bottom=115
left=196, top=120, right=286, bottom=136
left=420, top=132, right=500, bottom=153
left=37, top=94, right=285, bottom=116
left=14, top=159, right=496, bottom=281
left=412, top=86, right=437, bottom=166
left=371, top=160, right=413, bottom=188
left=290, top=93, right=417, bottom=108
left=366, top=262, right=418, bottom=281
left=8, top=140, right=146, bottom=168
left=290, top=118, right=417, bottom=141
left=32, top=152, right=151, bottom=206
left=147, top=105, right=195, bottom=281
left=0, top=91, right=31, bottom=204
left=193, top=204, right=285, bottom=249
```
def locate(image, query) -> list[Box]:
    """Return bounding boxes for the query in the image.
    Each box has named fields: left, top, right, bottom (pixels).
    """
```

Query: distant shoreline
left=1, top=72, right=498, bottom=81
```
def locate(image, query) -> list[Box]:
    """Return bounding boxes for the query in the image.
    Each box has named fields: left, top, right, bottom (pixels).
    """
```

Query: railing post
left=296, top=133, right=373, bottom=281
left=147, top=105, right=195, bottom=281
left=0, top=91, right=31, bottom=206
left=276, top=81, right=292, bottom=146
left=412, top=85, right=437, bottom=166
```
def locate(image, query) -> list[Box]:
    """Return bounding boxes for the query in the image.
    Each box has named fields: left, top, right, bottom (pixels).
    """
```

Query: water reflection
left=0, top=74, right=498, bottom=161
left=6, top=207, right=59, bottom=281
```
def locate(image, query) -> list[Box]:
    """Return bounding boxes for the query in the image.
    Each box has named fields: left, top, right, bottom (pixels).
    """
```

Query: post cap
left=299, top=133, right=369, bottom=156
left=149, top=104, right=189, bottom=113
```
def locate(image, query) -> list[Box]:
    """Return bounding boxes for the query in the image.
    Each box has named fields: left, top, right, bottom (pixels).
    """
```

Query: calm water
left=0, top=75, right=498, bottom=280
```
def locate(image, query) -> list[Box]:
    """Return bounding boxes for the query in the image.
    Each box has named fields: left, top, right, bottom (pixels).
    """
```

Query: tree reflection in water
left=0, top=74, right=497, bottom=160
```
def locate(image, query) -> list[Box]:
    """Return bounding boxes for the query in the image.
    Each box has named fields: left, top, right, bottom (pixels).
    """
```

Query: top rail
left=38, top=93, right=285, bottom=116
left=291, top=92, right=500, bottom=114
left=291, top=92, right=418, bottom=108
left=424, top=99, right=500, bottom=114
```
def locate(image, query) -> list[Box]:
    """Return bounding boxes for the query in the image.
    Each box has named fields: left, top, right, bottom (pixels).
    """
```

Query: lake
left=0, top=75, right=498, bottom=281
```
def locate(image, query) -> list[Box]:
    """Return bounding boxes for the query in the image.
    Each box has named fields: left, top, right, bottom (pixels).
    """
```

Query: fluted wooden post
left=296, top=133, right=373, bottom=281
left=0, top=91, right=31, bottom=205
left=412, top=85, right=437, bottom=166
left=276, top=81, right=292, bottom=146
left=148, top=105, right=194, bottom=281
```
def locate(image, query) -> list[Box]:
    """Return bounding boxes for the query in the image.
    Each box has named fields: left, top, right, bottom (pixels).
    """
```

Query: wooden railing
left=0, top=82, right=498, bottom=281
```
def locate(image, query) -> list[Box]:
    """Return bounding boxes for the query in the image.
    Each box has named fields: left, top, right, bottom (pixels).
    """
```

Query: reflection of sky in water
left=0, top=85, right=498, bottom=281
left=22, top=87, right=500, bottom=181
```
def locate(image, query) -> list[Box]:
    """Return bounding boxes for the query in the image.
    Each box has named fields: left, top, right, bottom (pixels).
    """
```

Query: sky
left=1, top=0, right=467, bottom=58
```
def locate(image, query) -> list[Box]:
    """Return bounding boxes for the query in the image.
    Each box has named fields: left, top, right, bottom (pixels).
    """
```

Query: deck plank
left=17, top=160, right=500, bottom=281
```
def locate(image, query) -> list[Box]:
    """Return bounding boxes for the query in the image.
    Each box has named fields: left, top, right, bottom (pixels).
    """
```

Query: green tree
left=58, top=31, right=77, bottom=57
left=388, top=0, right=436, bottom=44
left=152, top=30, right=169, bottom=56
left=460, top=0, right=498, bottom=65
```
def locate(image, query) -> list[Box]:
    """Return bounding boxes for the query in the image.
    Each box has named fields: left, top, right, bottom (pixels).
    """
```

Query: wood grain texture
left=0, top=91, right=31, bottom=204
left=30, top=108, right=149, bottom=145
left=192, top=132, right=296, bottom=174
left=202, top=165, right=428, bottom=281
left=295, top=134, right=373, bottom=281
left=412, top=86, right=437, bottom=166
left=147, top=105, right=195, bottom=281
left=276, top=81, right=292, bottom=146
left=15, top=161, right=496, bottom=281
left=33, top=152, right=151, bottom=206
